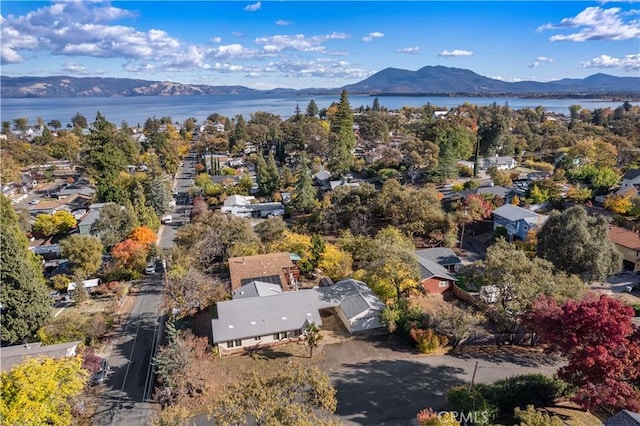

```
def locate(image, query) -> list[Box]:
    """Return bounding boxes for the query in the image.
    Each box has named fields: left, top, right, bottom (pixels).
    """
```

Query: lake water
left=1, top=93, right=635, bottom=127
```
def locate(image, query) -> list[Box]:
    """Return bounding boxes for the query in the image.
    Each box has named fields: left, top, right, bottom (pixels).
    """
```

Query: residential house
left=78, top=202, right=114, bottom=236
left=0, top=340, right=82, bottom=372
left=415, top=249, right=460, bottom=294
left=492, top=204, right=548, bottom=241
left=67, top=278, right=101, bottom=293
left=212, top=279, right=386, bottom=354
left=313, top=169, right=331, bottom=187
left=232, top=281, right=283, bottom=300
left=607, top=226, right=640, bottom=272
left=228, top=252, right=298, bottom=291
left=605, top=410, right=640, bottom=426
left=622, top=169, right=640, bottom=190
left=29, top=244, right=61, bottom=260
left=329, top=180, right=360, bottom=191
left=315, top=279, right=386, bottom=334
left=480, top=156, right=517, bottom=171
left=220, top=194, right=284, bottom=218
left=212, top=290, right=322, bottom=354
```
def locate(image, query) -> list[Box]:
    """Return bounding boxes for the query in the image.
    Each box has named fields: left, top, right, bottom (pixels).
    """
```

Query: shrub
left=523, top=160, right=554, bottom=173
left=457, top=164, right=473, bottom=178
left=51, top=274, right=71, bottom=291
left=410, top=328, right=448, bottom=354
left=477, top=374, right=570, bottom=415
left=446, top=386, right=497, bottom=426
left=514, top=405, right=564, bottom=426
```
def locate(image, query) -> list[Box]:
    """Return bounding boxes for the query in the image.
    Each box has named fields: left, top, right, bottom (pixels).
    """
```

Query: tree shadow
left=331, top=359, right=466, bottom=425
left=450, top=344, right=563, bottom=368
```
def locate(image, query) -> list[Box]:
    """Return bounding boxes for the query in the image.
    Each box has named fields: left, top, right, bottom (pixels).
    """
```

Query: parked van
left=161, top=214, right=173, bottom=224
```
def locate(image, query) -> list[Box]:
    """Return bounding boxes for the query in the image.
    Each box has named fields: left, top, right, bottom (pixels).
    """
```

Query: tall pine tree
left=293, top=153, right=317, bottom=213
left=329, top=90, right=356, bottom=176
left=0, top=195, right=51, bottom=344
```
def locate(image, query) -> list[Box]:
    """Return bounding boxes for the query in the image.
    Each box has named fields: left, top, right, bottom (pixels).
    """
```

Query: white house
left=481, top=156, right=517, bottom=171
left=67, top=278, right=101, bottom=293
left=221, top=194, right=284, bottom=218
left=621, top=169, right=640, bottom=190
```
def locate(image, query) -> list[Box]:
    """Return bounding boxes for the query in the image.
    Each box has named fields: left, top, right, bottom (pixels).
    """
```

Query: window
left=438, top=281, right=449, bottom=288
left=254, top=336, right=261, bottom=341
left=273, top=333, right=280, bottom=340
left=235, top=339, right=241, bottom=347
left=227, top=340, right=237, bottom=348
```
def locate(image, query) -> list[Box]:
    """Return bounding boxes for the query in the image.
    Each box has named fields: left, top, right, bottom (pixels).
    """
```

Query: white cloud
left=396, top=46, right=420, bottom=54
left=255, top=32, right=350, bottom=53
left=537, top=6, right=640, bottom=41
left=244, top=2, right=261, bottom=12
left=275, top=19, right=290, bottom=26
left=581, top=53, right=640, bottom=70
left=214, top=44, right=258, bottom=59
left=362, top=31, right=384, bottom=42
left=266, top=58, right=370, bottom=80
left=232, top=31, right=245, bottom=38
left=211, top=36, right=222, bottom=43
left=529, top=56, right=554, bottom=67
left=439, top=49, right=473, bottom=57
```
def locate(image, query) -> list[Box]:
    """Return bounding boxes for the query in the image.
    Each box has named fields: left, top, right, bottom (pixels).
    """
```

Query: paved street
left=94, top=154, right=196, bottom=425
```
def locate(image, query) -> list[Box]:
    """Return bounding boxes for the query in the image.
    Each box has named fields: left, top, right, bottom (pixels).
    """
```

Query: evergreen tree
left=293, top=153, right=317, bottom=213
left=306, top=99, right=319, bottom=118
left=372, top=97, right=381, bottom=112
left=537, top=205, right=621, bottom=282
left=293, top=104, right=302, bottom=121
left=266, top=152, right=280, bottom=195
left=0, top=195, right=51, bottom=344
left=255, top=154, right=271, bottom=195
left=329, top=90, right=356, bottom=175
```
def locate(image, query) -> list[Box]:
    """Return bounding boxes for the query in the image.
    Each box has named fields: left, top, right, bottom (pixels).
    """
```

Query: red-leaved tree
left=525, top=294, right=640, bottom=413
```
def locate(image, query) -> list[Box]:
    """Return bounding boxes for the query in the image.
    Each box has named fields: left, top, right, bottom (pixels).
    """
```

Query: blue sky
left=1, top=1, right=639, bottom=89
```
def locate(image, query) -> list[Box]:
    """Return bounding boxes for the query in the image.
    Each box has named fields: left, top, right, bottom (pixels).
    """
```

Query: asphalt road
left=94, top=153, right=196, bottom=425
left=158, top=152, right=196, bottom=250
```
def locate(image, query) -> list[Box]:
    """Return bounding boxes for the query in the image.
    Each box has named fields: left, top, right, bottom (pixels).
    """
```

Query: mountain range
left=2, top=66, right=638, bottom=98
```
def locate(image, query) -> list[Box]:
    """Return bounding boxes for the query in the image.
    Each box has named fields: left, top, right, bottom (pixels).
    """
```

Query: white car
left=145, top=262, right=156, bottom=274
left=29, top=199, right=40, bottom=205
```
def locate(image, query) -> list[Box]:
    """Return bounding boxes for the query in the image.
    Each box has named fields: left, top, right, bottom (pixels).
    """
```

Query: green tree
left=484, top=239, right=584, bottom=332
left=537, top=206, right=622, bottom=282
left=209, top=363, right=337, bottom=426
left=293, top=153, right=318, bottom=213
left=255, top=154, right=271, bottom=196
left=304, top=321, right=323, bottom=357
left=329, top=89, right=356, bottom=175
left=266, top=152, right=280, bottom=194
left=515, top=405, right=564, bottom=426
left=254, top=216, right=287, bottom=248
left=0, top=195, right=51, bottom=344
left=33, top=211, right=77, bottom=238
left=59, top=235, right=104, bottom=278
left=0, top=356, right=89, bottom=425
left=306, top=99, right=319, bottom=117
left=352, top=226, right=420, bottom=301
left=13, top=117, right=28, bottom=131
left=91, top=203, right=139, bottom=248
left=146, top=176, right=172, bottom=216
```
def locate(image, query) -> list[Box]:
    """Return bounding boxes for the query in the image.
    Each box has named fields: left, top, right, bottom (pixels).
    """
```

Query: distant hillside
left=343, top=66, right=640, bottom=96
left=2, top=67, right=638, bottom=98
left=0, top=76, right=259, bottom=98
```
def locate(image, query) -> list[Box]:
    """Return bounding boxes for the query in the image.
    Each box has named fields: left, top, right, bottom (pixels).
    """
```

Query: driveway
left=320, top=338, right=562, bottom=426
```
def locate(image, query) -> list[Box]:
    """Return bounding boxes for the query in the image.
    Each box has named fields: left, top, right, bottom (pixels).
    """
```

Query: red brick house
left=415, top=248, right=461, bottom=294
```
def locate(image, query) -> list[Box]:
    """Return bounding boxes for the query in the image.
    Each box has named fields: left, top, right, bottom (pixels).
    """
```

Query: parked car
left=90, top=358, right=109, bottom=385
left=145, top=262, right=156, bottom=275
left=29, top=199, right=40, bottom=205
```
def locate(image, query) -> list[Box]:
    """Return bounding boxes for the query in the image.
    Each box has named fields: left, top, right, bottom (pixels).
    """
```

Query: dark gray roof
left=605, top=410, right=640, bottom=426
left=623, top=169, right=640, bottom=181
left=415, top=255, right=457, bottom=281
left=211, top=290, right=322, bottom=343
left=475, top=185, right=511, bottom=198
left=0, top=341, right=82, bottom=372
left=415, top=248, right=462, bottom=267
left=315, top=279, right=386, bottom=332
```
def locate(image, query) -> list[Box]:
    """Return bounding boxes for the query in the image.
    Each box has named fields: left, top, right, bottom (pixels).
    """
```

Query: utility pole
left=468, top=360, right=479, bottom=392
left=460, top=208, right=468, bottom=252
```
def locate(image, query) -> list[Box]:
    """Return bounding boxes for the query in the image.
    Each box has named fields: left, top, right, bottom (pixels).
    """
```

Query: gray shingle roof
left=316, top=279, right=385, bottom=319
left=605, top=410, right=640, bottom=426
left=232, top=281, right=283, bottom=300
left=0, top=341, right=82, bottom=372
left=623, top=169, right=640, bottom=181
left=415, top=248, right=462, bottom=267
left=211, top=290, right=322, bottom=343
left=492, top=204, right=541, bottom=222
left=415, top=255, right=457, bottom=281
